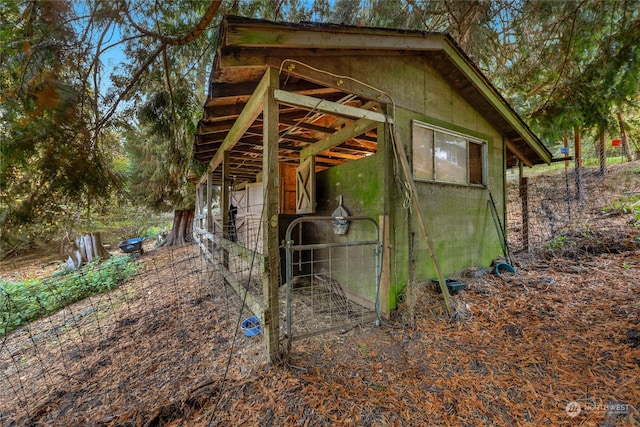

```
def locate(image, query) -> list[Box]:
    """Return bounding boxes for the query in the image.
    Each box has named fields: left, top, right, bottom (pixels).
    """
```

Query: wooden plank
left=219, top=234, right=264, bottom=262
left=224, top=20, right=444, bottom=51
left=220, top=265, right=264, bottom=319
left=278, top=59, right=393, bottom=103
left=391, top=126, right=454, bottom=317
left=295, top=156, right=315, bottom=214
left=505, top=139, right=533, bottom=168
left=274, top=89, right=391, bottom=124
left=222, top=151, right=231, bottom=268
left=199, top=68, right=273, bottom=184
left=300, top=118, right=378, bottom=161
left=206, top=172, right=213, bottom=233
left=379, top=215, right=391, bottom=319
left=262, top=67, right=280, bottom=362
left=194, top=226, right=264, bottom=261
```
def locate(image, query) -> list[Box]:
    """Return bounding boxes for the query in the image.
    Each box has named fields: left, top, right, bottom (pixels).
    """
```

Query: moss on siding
left=391, top=107, right=505, bottom=295
left=313, top=153, right=386, bottom=304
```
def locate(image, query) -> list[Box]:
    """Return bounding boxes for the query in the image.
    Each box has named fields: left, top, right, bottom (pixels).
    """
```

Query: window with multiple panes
left=412, top=121, right=487, bottom=186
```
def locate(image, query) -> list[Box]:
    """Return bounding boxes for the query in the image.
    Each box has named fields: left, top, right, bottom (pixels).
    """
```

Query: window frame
left=411, top=120, right=488, bottom=187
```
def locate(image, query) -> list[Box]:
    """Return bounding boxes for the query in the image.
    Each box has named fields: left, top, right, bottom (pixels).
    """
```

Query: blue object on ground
left=241, top=316, right=261, bottom=337
left=118, top=237, right=144, bottom=254
left=432, top=279, right=467, bottom=294
left=493, top=262, right=516, bottom=276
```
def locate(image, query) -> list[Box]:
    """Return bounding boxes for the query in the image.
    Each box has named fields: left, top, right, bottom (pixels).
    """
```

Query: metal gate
left=284, top=216, right=381, bottom=348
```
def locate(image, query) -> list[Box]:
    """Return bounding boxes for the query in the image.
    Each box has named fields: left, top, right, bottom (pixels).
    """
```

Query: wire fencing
left=2, top=163, right=638, bottom=425
left=284, top=216, right=380, bottom=347
left=0, top=245, right=260, bottom=426
left=506, top=164, right=640, bottom=260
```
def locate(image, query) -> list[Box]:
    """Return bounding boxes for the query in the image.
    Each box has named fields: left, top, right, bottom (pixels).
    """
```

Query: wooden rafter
left=274, top=90, right=391, bottom=124
left=200, top=69, right=273, bottom=184
left=300, top=118, right=378, bottom=161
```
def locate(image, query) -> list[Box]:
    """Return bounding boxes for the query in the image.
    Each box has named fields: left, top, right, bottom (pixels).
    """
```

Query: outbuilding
left=193, top=16, right=552, bottom=360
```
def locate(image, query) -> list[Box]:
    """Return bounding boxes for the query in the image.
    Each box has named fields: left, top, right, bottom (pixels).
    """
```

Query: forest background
left=1, top=0, right=640, bottom=258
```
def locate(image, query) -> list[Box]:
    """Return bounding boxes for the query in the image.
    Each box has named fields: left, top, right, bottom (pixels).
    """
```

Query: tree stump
left=66, top=232, right=111, bottom=269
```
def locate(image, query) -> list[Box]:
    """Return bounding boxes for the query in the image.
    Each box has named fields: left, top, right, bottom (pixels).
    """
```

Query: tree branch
left=123, top=0, right=222, bottom=46
left=96, top=0, right=221, bottom=131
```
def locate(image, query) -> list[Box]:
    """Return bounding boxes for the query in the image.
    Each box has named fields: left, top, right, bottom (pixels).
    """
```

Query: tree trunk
left=563, top=133, right=570, bottom=168
left=597, top=129, right=607, bottom=176
left=163, top=208, right=195, bottom=247
left=617, top=112, right=633, bottom=162
left=66, top=232, right=111, bottom=269
left=573, top=125, right=584, bottom=204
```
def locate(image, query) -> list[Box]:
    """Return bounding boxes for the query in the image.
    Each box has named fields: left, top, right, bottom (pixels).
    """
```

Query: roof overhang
left=193, top=16, right=552, bottom=182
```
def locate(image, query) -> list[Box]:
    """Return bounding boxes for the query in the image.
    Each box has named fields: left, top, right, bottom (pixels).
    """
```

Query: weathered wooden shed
left=193, top=16, right=552, bottom=361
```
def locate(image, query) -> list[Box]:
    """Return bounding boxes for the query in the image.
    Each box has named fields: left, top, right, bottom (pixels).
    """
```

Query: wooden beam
left=213, top=233, right=264, bottom=262
left=220, top=266, right=264, bottom=319
left=274, top=89, right=391, bottom=124
left=278, top=59, right=393, bottom=103
left=300, top=117, right=378, bottom=161
left=262, top=67, right=280, bottom=362
left=205, top=86, right=341, bottom=109
left=200, top=68, right=273, bottom=184
left=206, top=172, right=213, bottom=233
left=505, top=139, right=533, bottom=168
left=390, top=123, right=454, bottom=317
left=223, top=21, right=444, bottom=51
left=222, top=151, right=230, bottom=268
left=194, top=235, right=264, bottom=318
left=279, top=151, right=345, bottom=165
left=280, top=117, right=335, bottom=134
left=379, top=215, right=391, bottom=319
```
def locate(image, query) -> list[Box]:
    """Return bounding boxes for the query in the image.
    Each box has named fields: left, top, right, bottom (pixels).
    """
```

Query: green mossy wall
left=312, top=152, right=386, bottom=304
left=277, top=53, right=507, bottom=311
left=394, top=107, right=505, bottom=290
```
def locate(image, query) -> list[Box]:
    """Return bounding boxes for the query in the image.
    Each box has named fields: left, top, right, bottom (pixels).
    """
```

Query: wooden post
left=574, top=125, right=584, bottom=206
left=389, top=120, right=454, bottom=317
left=563, top=134, right=570, bottom=168
left=206, top=172, right=213, bottom=233
left=222, top=151, right=230, bottom=269
left=379, top=215, right=391, bottom=319
left=262, top=67, right=280, bottom=362
left=194, top=184, right=201, bottom=235
left=597, top=129, right=607, bottom=176
left=617, top=112, right=633, bottom=162
left=519, top=167, right=529, bottom=253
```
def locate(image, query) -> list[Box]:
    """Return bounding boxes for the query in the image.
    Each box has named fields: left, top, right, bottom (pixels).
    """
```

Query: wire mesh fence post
left=519, top=176, right=530, bottom=252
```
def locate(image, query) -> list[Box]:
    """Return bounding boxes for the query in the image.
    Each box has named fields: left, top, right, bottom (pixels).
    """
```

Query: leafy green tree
left=0, top=0, right=121, bottom=256
left=3, top=0, right=640, bottom=256
left=498, top=0, right=640, bottom=181
left=113, top=0, right=221, bottom=246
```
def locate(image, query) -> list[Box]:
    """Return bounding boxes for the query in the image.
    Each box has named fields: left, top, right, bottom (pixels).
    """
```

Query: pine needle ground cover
left=0, top=165, right=638, bottom=426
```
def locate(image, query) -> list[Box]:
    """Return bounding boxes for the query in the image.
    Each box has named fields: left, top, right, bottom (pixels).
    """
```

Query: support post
left=262, top=67, right=280, bottom=362
left=195, top=184, right=202, bottom=234
left=206, top=172, right=213, bottom=233
left=574, top=125, right=584, bottom=207
left=222, top=151, right=230, bottom=269
left=379, top=215, right=391, bottom=319
left=519, top=169, right=529, bottom=252
left=388, top=119, right=454, bottom=317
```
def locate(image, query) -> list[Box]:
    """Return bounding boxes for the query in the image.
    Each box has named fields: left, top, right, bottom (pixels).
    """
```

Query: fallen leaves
left=2, top=166, right=640, bottom=426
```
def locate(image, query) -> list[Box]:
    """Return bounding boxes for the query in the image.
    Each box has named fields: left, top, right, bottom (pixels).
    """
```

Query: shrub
left=0, top=256, right=137, bottom=335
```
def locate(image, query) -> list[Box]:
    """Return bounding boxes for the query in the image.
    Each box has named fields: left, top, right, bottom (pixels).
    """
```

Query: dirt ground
left=1, top=166, right=639, bottom=426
